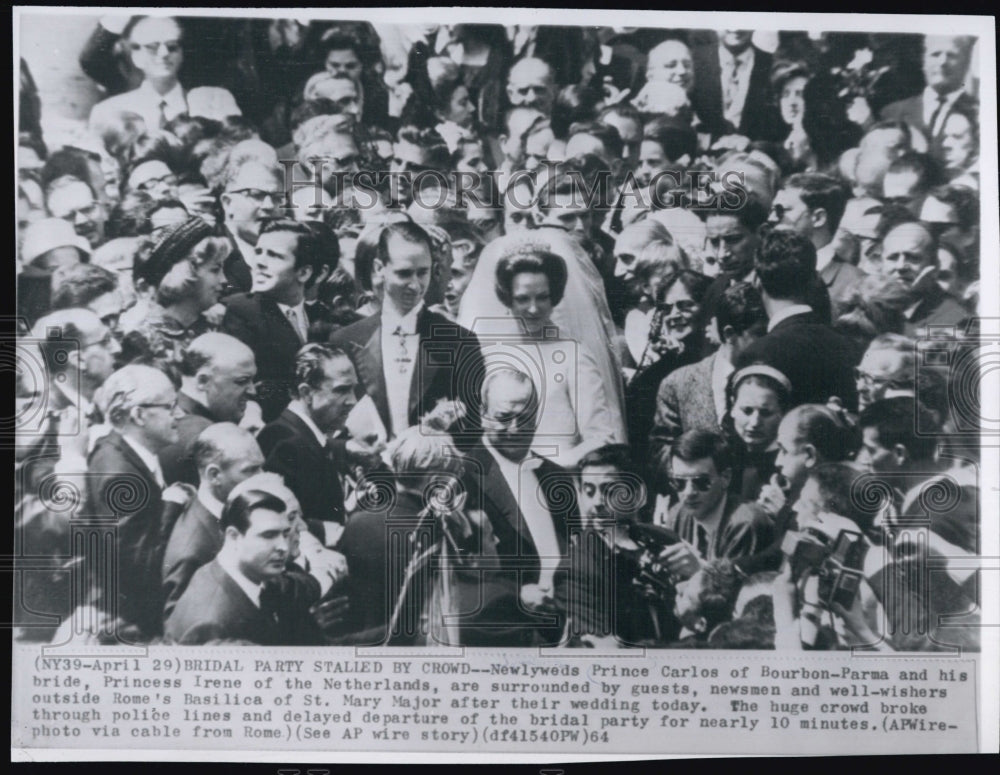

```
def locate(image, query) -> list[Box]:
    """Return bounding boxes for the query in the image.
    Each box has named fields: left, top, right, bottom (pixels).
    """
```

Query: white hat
left=21, top=218, right=92, bottom=264
left=186, top=87, right=242, bottom=122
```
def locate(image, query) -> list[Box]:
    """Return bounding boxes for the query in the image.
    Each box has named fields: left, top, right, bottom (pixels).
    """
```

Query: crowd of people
left=14, top=16, right=984, bottom=650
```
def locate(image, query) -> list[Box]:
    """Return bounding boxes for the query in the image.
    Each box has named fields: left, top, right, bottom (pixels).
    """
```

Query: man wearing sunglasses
left=89, top=16, right=189, bottom=133
left=659, top=429, right=773, bottom=582
left=768, top=173, right=862, bottom=319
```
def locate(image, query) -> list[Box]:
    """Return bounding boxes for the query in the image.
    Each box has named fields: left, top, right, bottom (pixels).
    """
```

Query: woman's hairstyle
left=653, top=267, right=711, bottom=307
left=833, top=274, right=910, bottom=345
left=770, top=59, right=811, bottom=93
left=134, top=231, right=229, bottom=307
left=494, top=246, right=569, bottom=308
left=633, top=240, right=687, bottom=285
left=725, top=364, right=793, bottom=415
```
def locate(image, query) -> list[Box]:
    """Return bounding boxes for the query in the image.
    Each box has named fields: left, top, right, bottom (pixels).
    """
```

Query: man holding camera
left=556, top=444, right=681, bottom=648
left=659, top=429, right=774, bottom=581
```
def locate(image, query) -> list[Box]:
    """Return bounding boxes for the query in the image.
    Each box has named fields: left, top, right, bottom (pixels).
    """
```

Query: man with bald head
left=219, top=161, right=285, bottom=295
left=878, top=220, right=969, bottom=336
left=881, top=35, right=977, bottom=149
left=159, top=332, right=258, bottom=486
left=162, top=423, right=265, bottom=618
left=87, top=364, right=185, bottom=638
left=506, top=57, right=556, bottom=116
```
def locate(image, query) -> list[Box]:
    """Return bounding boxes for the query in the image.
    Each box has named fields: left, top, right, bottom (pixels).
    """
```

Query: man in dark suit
left=256, top=344, right=358, bottom=532
left=880, top=35, right=977, bottom=153
left=734, top=231, right=859, bottom=410
left=218, top=162, right=285, bottom=298
left=689, top=30, right=782, bottom=142
left=159, top=333, right=258, bottom=485
left=768, top=173, right=864, bottom=319
left=329, top=221, right=484, bottom=446
left=86, top=364, right=185, bottom=639
left=161, top=423, right=265, bottom=619
left=165, top=489, right=291, bottom=645
left=463, top=369, right=576, bottom=646
left=877, top=221, right=969, bottom=337
left=222, top=218, right=336, bottom=422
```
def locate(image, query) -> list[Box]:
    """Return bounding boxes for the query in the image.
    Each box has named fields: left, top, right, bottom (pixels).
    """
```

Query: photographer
left=772, top=462, right=886, bottom=651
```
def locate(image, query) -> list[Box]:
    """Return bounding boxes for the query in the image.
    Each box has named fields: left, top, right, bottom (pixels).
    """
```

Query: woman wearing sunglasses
left=625, top=267, right=713, bottom=465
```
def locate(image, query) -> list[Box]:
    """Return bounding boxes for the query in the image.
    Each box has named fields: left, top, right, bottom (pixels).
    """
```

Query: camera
left=626, top=522, right=681, bottom=601
left=781, top=528, right=867, bottom=610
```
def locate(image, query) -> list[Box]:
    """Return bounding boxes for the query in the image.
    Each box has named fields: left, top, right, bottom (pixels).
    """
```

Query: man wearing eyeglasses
left=659, top=429, right=773, bottom=582
left=88, top=16, right=189, bottom=133
left=86, top=364, right=186, bottom=639
left=219, top=162, right=285, bottom=296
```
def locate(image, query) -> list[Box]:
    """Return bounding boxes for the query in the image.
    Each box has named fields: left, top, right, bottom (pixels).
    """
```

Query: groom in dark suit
left=329, top=221, right=484, bottom=445
left=222, top=218, right=336, bottom=422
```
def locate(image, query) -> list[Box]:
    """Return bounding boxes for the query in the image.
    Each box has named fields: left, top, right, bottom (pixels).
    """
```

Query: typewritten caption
left=12, top=646, right=977, bottom=755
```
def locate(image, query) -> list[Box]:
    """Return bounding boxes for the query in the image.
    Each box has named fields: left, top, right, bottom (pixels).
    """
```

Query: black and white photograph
left=10, top=6, right=998, bottom=760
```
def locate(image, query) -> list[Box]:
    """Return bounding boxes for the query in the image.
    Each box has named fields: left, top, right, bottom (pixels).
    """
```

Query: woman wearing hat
left=721, top=364, right=793, bottom=504
left=120, top=217, right=229, bottom=367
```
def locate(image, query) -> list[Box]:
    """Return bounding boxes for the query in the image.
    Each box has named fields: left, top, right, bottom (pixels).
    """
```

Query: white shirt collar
left=815, top=240, right=837, bottom=273
left=121, top=433, right=165, bottom=487
left=227, top=227, right=256, bottom=264
left=138, top=79, right=186, bottom=112
left=923, top=86, right=963, bottom=115
left=381, top=300, right=424, bottom=335
left=719, top=44, right=753, bottom=69
left=483, top=436, right=542, bottom=475
left=287, top=399, right=328, bottom=448
left=277, top=299, right=308, bottom=341
left=196, top=481, right=225, bottom=520
left=216, top=547, right=262, bottom=608
left=53, top=376, right=91, bottom=416
left=767, top=304, right=813, bottom=332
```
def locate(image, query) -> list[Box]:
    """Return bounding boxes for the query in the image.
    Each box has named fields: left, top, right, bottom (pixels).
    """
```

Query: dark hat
left=135, top=217, right=215, bottom=288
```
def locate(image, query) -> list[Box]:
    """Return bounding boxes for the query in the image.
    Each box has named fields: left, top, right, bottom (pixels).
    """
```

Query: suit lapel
left=261, top=297, right=303, bottom=349
left=109, top=432, right=162, bottom=496
left=357, top=320, right=391, bottom=434
left=410, top=308, right=445, bottom=423
left=475, top=447, right=537, bottom=557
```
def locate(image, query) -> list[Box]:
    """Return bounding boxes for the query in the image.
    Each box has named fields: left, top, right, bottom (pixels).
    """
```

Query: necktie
left=724, top=57, right=741, bottom=114
left=286, top=308, right=305, bottom=343
left=393, top=326, right=414, bottom=374
left=158, top=99, right=168, bottom=129
left=696, top=523, right=710, bottom=562
left=928, top=94, right=948, bottom=138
